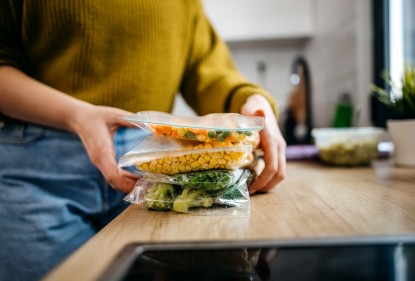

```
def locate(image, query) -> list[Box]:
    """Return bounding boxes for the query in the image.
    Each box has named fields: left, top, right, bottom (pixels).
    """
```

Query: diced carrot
left=198, top=129, right=208, bottom=136
left=188, top=127, right=199, bottom=134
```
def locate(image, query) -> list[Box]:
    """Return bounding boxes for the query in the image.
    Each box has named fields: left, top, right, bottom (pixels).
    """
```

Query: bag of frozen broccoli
left=124, top=169, right=253, bottom=217
left=118, top=135, right=253, bottom=175
left=134, top=169, right=244, bottom=191
left=123, top=111, right=263, bottom=144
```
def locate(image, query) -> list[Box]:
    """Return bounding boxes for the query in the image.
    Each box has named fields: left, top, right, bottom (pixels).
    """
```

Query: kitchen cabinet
left=44, top=159, right=415, bottom=281
left=202, top=0, right=315, bottom=42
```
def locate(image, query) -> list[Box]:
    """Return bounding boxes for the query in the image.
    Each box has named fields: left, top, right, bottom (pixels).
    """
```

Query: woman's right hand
left=70, top=104, right=140, bottom=193
left=0, top=66, right=139, bottom=193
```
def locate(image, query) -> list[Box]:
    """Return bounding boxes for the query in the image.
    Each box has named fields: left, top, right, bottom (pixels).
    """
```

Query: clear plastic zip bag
left=124, top=169, right=253, bottom=217
left=123, top=111, right=264, bottom=144
left=134, top=169, right=244, bottom=191
left=118, top=135, right=254, bottom=175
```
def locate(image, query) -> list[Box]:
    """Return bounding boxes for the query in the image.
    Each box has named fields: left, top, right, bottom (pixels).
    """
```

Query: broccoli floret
left=220, top=185, right=244, bottom=201
left=174, top=171, right=233, bottom=191
left=145, top=183, right=178, bottom=211
left=215, top=169, right=251, bottom=206
left=172, top=187, right=214, bottom=213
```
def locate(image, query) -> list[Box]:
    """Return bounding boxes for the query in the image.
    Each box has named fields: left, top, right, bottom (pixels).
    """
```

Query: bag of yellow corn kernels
left=123, top=111, right=263, bottom=144
left=123, top=169, right=252, bottom=217
left=118, top=135, right=254, bottom=175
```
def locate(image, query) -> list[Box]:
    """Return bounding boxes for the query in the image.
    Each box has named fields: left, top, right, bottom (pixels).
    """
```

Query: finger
left=119, top=169, right=141, bottom=180
left=106, top=107, right=137, bottom=128
left=103, top=165, right=138, bottom=193
left=91, top=141, right=137, bottom=193
left=254, top=143, right=286, bottom=193
left=248, top=132, right=278, bottom=194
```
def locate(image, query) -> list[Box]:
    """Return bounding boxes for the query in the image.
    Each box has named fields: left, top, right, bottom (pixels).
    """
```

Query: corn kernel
left=224, top=155, right=231, bottom=160
left=190, top=161, right=200, bottom=168
left=204, top=155, right=210, bottom=162
left=178, top=164, right=186, bottom=172
left=211, top=152, right=221, bottom=159
left=177, top=128, right=185, bottom=137
left=141, top=163, right=149, bottom=170
left=172, top=167, right=179, bottom=174
left=218, top=159, right=226, bottom=165
left=197, top=135, right=206, bottom=141
left=230, top=151, right=241, bottom=159
left=191, top=154, right=199, bottom=159
left=198, top=157, right=206, bottom=164
left=179, top=155, right=186, bottom=162
left=204, top=143, right=212, bottom=148
left=209, top=159, right=218, bottom=166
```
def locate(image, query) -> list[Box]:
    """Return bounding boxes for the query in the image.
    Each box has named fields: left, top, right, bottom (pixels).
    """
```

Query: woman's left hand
left=241, top=94, right=286, bottom=194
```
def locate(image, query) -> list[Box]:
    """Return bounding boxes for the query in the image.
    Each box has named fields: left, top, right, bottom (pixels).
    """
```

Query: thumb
left=111, top=108, right=137, bottom=128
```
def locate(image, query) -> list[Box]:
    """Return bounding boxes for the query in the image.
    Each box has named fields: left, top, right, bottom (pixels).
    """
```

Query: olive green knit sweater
left=0, top=0, right=278, bottom=116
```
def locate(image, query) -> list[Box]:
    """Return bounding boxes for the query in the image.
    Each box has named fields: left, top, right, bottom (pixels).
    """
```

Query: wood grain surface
left=44, top=159, right=415, bottom=281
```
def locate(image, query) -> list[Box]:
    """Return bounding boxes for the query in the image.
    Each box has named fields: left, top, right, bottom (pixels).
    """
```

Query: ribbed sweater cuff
left=228, top=85, right=279, bottom=119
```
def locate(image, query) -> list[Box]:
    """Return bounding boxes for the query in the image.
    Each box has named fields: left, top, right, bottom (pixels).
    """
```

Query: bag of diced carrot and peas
left=123, top=111, right=264, bottom=145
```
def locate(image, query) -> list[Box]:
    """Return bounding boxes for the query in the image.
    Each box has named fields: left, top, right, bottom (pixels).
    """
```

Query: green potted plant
left=371, top=64, right=415, bottom=166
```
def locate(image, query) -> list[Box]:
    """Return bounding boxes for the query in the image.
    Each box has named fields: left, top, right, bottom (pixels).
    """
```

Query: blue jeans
left=0, top=117, right=147, bottom=281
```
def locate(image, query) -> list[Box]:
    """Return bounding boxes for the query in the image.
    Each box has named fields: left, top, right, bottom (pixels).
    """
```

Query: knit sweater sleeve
left=0, top=0, right=26, bottom=70
left=179, top=1, right=279, bottom=117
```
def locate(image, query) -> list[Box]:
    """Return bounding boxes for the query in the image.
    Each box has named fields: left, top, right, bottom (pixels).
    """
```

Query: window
left=371, top=0, right=415, bottom=127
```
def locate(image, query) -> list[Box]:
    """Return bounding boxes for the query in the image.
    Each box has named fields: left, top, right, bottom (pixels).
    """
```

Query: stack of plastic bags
left=118, top=111, right=264, bottom=216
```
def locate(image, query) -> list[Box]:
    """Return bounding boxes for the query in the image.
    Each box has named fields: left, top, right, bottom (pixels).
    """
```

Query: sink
left=99, top=235, right=415, bottom=281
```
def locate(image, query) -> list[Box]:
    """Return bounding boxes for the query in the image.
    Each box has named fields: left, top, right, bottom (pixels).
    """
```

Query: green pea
left=222, top=131, right=231, bottom=137
left=243, top=131, right=253, bottom=136
left=185, top=131, right=195, bottom=139
left=217, top=133, right=226, bottom=142
left=208, top=131, right=217, bottom=138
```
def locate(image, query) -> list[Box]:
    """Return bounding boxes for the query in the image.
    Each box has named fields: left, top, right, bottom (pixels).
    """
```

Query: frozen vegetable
left=145, top=183, right=179, bottom=211
left=174, top=170, right=235, bottom=191
left=123, top=111, right=264, bottom=143
left=124, top=169, right=253, bottom=216
left=149, top=125, right=258, bottom=143
left=172, top=187, right=214, bottom=213
left=118, top=136, right=253, bottom=175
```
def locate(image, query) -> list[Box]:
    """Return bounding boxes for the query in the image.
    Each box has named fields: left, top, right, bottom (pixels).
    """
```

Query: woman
left=0, top=1, right=286, bottom=280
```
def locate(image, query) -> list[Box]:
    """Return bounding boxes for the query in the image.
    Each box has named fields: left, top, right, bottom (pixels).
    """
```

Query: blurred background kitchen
left=173, top=0, right=414, bottom=145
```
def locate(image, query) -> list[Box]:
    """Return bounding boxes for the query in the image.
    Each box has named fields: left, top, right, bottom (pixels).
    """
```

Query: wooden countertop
left=44, top=159, right=415, bottom=281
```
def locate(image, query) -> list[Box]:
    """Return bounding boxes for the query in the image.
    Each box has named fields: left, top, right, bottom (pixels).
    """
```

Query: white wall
left=304, top=0, right=373, bottom=127
left=174, top=0, right=373, bottom=129
left=172, top=40, right=304, bottom=117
